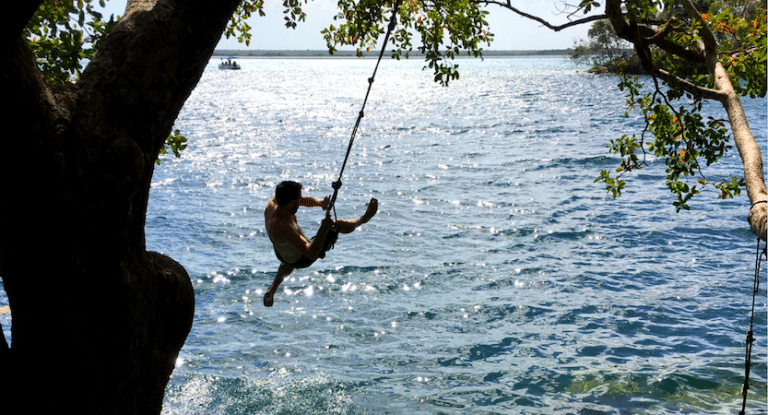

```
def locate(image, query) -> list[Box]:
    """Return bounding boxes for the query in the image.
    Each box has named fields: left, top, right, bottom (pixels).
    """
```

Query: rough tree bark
left=0, top=0, right=241, bottom=413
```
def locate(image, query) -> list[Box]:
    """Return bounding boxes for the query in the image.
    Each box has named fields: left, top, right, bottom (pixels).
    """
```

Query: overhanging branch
left=480, top=0, right=607, bottom=32
left=637, top=23, right=707, bottom=64
left=654, top=68, right=728, bottom=101
left=678, top=0, right=718, bottom=53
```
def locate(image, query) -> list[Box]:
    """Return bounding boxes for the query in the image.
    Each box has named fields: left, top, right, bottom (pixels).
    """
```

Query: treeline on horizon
left=213, top=49, right=572, bottom=58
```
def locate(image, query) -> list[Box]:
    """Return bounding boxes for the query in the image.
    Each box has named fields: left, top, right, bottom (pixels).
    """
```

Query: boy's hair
left=275, top=181, right=302, bottom=206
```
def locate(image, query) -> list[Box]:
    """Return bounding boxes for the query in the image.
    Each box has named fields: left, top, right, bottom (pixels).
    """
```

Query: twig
left=479, top=0, right=607, bottom=32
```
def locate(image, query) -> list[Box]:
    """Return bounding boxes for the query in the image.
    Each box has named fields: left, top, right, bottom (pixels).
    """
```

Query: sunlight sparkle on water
left=211, top=273, right=230, bottom=284
left=341, top=282, right=356, bottom=292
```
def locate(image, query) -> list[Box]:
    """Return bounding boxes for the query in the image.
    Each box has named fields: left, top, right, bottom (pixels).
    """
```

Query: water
left=5, top=56, right=766, bottom=414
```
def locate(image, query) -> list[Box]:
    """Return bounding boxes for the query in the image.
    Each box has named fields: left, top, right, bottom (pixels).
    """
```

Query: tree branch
left=636, top=23, right=707, bottom=64
left=678, top=0, right=718, bottom=54
left=603, top=0, right=766, bottom=239
left=653, top=68, right=728, bottom=101
left=480, top=0, right=607, bottom=32
left=605, top=0, right=634, bottom=42
left=0, top=36, right=62, bottom=164
left=721, top=45, right=763, bottom=58
left=2, top=0, right=44, bottom=49
left=678, top=0, right=767, bottom=240
left=79, top=0, right=243, bottom=159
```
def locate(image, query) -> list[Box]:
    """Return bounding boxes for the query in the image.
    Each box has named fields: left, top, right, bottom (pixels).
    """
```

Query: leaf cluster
left=225, top=1, right=265, bottom=47
left=579, top=0, right=603, bottom=15
left=706, top=6, right=767, bottom=98
left=157, top=130, right=188, bottom=165
left=25, top=0, right=117, bottom=85
left=321, top=0, right=493, bottom=86
left=596, top=0, right=764, bottom=210
left=598, top=71, right=745, bottom=211
left=224, top=0, right=311, bottom=46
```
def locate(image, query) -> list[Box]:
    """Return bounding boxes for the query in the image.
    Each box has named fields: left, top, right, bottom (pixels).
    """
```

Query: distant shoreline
left=213, top=49, right=572, bottom=58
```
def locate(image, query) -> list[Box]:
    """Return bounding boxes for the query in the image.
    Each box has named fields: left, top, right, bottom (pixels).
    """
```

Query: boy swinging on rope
left=263, top=181, right=378, bottom=307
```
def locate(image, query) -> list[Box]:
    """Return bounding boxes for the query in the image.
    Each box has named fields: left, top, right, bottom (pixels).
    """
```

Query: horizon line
left=213, top=49, right=573, bottom=58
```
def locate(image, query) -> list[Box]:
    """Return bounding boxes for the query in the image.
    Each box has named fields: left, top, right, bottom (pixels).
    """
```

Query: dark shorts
left=274, top=228, right=339, bottom=269
left=287, top=254, right=316, bottom=269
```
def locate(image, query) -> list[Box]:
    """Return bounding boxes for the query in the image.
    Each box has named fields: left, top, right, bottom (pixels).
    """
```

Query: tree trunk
left=681, top=0, right=768, bottom=241
left=706, top=38, right=768, bottom=242
left=604, top=0, right=767, bottom=241
left=721, top=73, right=768, bottom=241
left=0, top=0, right=241, bottom=413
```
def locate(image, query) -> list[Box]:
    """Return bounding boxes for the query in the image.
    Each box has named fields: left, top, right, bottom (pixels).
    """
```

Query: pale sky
left=104, top=1, right=595, bottom=51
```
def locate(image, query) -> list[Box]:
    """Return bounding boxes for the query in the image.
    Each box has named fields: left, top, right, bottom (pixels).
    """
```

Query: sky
left=104, top=1, right=595, bottom=51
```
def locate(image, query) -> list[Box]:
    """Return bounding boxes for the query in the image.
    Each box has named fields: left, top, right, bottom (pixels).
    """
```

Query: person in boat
left=263, top=180, right=378, bottom=307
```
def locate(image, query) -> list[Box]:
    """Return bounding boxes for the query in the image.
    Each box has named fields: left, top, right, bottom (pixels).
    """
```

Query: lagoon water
left=11, top=56, right=764, bottom=414
left=152, top=56, right=767, bottom=414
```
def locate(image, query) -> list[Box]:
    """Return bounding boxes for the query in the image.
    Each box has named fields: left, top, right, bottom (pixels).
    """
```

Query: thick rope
left=740, top=237, right=766, bottom=415
left=327, top=0, right=402, bottom=219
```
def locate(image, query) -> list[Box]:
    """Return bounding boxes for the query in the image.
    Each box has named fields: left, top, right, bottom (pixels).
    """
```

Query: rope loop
left=332, top=180, right=342, bottom=190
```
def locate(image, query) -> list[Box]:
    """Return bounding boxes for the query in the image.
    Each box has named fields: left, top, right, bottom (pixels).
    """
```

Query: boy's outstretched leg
left=264, top=262, right=293, bottom=307
left=335, top=198, right=378, bottom=234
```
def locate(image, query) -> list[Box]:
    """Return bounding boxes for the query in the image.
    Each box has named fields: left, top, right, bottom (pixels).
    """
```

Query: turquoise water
left=4, top=56, right=765, bottom=414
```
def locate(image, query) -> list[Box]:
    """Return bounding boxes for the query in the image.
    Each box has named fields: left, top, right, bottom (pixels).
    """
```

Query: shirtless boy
left=263, top=181, right=378, bottom=307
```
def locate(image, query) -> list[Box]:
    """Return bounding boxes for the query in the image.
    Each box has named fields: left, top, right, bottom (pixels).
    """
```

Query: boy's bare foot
left=263, top=290, right=275, bottom=307
left=361, top=198, right=378, bottom=224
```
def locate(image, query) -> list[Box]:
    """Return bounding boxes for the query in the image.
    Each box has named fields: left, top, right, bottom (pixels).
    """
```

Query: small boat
left=219, top=57, right=241, bottom=70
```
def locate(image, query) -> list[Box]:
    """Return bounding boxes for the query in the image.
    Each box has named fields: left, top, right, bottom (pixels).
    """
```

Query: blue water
left=4, top=56, right=766, bottom=414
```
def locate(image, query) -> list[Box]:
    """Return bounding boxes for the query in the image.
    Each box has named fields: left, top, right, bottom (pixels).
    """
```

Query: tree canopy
left=23, top=0, right=766, bottom=235
left=320, top=0, right=766, bottom=239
